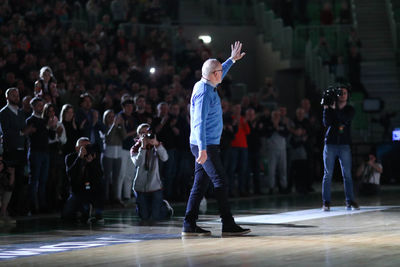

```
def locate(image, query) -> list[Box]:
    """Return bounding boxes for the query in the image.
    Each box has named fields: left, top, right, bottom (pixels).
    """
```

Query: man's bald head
left=201, top=58, right=221, bottom=79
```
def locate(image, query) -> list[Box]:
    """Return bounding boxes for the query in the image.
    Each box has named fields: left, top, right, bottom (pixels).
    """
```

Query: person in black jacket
left=152, top=102, right=179, bottom=200
left=289, top=107, right=312, bottom=194
left=220, top=100, right=237, bottom=180
left=322, top=86, right=359, bottom=211
left=0, top=88, right=34, bottom=216
left=62, top=137, right=104, bottom=224
left=74, top=93, right=104, bottom=153
left=245, top=108, right=264, bottom=195
left=26, top=97, right=57, bottom=213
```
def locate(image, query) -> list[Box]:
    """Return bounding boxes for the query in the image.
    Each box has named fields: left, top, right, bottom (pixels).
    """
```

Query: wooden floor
left=2, top=184, right=400, bottom=266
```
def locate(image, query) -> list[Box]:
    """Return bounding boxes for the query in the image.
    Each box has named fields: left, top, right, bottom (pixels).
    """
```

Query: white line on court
left=205, top=206, right=399, bottom=224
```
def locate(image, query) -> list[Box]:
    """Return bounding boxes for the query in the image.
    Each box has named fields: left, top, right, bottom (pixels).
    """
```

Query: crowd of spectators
left=269, top=0, right=352, bottom=27
left=0, top=1, right=325, bottom=223
left=266, top=0, right=365, bottom=95
left=314, top=27, right=365, bottom=96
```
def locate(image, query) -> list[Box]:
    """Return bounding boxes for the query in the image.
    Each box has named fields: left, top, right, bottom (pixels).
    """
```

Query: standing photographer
left=62, top=137, right=104, bottom=224
left=130, top=123, right=173, bottom=221
left=321, top=86, right=359, bottom=211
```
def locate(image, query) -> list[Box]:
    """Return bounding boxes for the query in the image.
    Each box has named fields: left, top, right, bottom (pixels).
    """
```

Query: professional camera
left=84, top=144, right=97, bottom=157
left=144, top=127, right=155, bottom=139
left=320, top=86, right=343, bottom=106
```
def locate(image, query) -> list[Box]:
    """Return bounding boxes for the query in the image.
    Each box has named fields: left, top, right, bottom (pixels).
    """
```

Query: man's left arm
left=155, top=143, right=169, bottom=162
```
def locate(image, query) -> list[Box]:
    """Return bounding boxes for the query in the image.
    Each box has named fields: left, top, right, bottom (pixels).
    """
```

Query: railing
left=305, top=40, right=336, bottom=92
left=386, top=0, right=398, bottom=59
left=253, top=1, right=352, bottom=91
left=297, top=24, right=353, bottom=96
left=254, top=2, right=293, bottom=59
left=293, top=24, right=354, bottom=57
left=350, top=0, right=358, bottom=28
left=199, top=0, right=255, bottom=25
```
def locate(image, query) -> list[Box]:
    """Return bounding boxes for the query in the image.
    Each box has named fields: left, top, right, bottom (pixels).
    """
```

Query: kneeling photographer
left=321, top=85, right=359, bottom=211
left=130, top=123, right=173, bottom=222
left=62, top=137, right=105, bottom=224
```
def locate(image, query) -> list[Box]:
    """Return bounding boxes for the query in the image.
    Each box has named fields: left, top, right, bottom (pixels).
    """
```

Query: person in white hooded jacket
left=130, top=123, right=172, bottom=221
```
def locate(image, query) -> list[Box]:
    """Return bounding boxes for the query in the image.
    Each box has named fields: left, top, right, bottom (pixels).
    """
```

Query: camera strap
left=145, top=149, right=151, bottom=171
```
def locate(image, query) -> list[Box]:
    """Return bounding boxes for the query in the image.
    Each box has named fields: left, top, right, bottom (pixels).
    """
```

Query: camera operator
left=62, top=137, right=104, bottom=224
left=130, top=123, right=173, bottom=221
left=321, top=85, right=359, bottom=211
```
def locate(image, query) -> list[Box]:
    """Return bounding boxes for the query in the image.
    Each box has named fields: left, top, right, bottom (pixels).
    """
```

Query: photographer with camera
left=130, top=123, right=173, bottom=221
left=356, top=149, right=382, bottom=196
left=321, top=85, right=359, bottom=211
left=62, top=137, right=105, bottom=224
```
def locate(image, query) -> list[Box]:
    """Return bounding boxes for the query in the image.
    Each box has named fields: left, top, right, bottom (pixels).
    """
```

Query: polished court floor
left=1, top=184, right=400, bottom=266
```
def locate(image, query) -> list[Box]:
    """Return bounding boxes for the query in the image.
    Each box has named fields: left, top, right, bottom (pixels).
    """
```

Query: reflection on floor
left=1, top=184, right=400, bottom=266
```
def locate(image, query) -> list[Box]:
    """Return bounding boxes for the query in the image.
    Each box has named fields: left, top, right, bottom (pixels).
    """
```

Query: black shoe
left=182, top=225, right=211, bottom=236
left=322, top=202, right=330, bottom=212
left=222, top=224, right=251, bottom=237
left=346, top=200, right=360, bottom=211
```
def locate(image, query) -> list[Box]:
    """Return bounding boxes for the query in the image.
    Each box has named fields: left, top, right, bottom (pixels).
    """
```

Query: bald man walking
left=182, top=41, right=251, bottom=237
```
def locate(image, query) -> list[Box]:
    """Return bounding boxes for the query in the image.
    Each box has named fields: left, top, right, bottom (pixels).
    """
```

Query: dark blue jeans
left=161, top=149, right=177, bottom=200
left=247, top=150, right=261, bottom=193
left=175, top=149, right=195, bottom=199
left=228, top=147, right=249, bottom=194
left=134, top=190, right=170, bottom=220
left=28, top=150, right=50, bottom=211
left=322, top=144, right=355, bottom=204
left=62, top=188, right=104, bottom=221
left=184, top=145, right=234, bottom=228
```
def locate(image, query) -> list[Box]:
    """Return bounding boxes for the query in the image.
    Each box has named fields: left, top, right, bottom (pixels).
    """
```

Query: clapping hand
left=56, top=125, right=63, bottom=137
left=48, top=116, right=58, bottom=129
